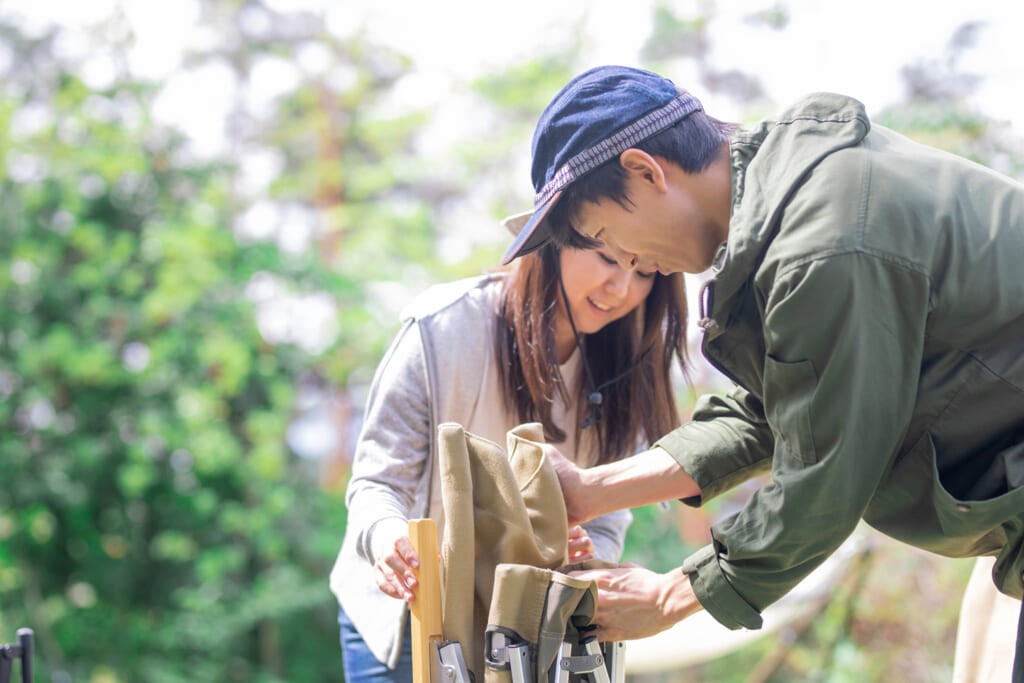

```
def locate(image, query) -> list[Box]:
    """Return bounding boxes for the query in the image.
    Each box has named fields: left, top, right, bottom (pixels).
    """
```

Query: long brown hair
left=495, top=243, right=688, bottom=465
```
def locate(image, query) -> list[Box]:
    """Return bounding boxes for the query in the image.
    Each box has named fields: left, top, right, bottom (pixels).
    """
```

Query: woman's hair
left=546, top=104, right=737, bottom=250
left=495, top=242, right=688, bottom=466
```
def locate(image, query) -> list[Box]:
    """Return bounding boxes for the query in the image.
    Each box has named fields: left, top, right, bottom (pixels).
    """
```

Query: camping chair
left=408, top=421, right=626, bottom=683
left=482, top=562, right=625, bottom=683
left=0, top=628, right=32, bottom=683
left=410, top=519, right=624, bottom=683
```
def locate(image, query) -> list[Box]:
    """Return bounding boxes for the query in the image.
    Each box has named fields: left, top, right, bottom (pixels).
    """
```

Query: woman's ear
left=619, top=149, right=668, bottom=193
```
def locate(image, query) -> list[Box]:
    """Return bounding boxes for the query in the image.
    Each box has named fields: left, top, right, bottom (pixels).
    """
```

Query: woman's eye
left=636, top=270, right=656, bottom=279
left=598, top=253, right=617, bottom=266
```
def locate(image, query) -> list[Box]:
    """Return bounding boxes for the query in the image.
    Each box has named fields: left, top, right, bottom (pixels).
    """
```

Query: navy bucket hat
left=501, top=65, right=703, bottom=265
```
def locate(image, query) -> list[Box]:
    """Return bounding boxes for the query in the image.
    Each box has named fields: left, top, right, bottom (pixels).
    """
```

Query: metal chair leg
left=508, top=642, right=532, bottom=683
left=0, top=628, right=32, bottom=683
left=17, top=630, right=31, bottom=683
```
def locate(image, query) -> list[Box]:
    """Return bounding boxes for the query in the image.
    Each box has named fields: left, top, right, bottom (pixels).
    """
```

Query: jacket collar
left=709, top=93, right=871, bottom=312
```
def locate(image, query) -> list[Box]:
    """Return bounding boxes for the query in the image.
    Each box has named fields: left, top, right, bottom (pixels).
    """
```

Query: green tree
left=0, top=33, right=339, bottom=683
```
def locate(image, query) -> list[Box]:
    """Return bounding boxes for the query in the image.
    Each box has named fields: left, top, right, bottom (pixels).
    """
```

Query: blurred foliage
left=629, top=533, right=973, bottom=683
left=0, top=25, right=345, bottom=683
left=642, top=5, right=709, bottom=63
left=0, top=0, right=470, bottom=680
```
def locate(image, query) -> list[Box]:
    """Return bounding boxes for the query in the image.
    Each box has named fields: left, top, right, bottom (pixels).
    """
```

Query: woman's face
left=557, top=246, right=657, bottom=342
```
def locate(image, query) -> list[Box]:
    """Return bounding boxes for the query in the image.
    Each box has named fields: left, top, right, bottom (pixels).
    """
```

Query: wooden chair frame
left=409, top=519, right=445, bottom=683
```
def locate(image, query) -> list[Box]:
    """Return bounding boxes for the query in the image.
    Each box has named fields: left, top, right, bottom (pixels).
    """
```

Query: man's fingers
left=567, top=568, right=612, bottom=585
left=569, top=566, right=698, bottom=642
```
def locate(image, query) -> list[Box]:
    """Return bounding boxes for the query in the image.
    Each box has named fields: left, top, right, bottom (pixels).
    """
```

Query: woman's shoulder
left=400, top=272, right=505, bottom=324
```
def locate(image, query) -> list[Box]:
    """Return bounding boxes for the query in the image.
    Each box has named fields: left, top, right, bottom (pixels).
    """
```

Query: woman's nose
left=605, top=267, right=631, bottom=295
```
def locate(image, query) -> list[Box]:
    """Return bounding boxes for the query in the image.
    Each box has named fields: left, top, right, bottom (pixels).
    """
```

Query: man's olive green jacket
left=657, top=93, right=1024, bottom=630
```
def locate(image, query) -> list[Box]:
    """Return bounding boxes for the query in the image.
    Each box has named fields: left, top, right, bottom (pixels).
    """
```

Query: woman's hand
left=567, top=524, right=596, bottom=562
left=372, top=532, right=420, bottom=602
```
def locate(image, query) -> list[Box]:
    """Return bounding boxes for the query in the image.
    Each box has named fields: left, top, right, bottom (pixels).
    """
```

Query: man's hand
left=542, top=444, right=592, bottom=526
left=545, top=444, right=703, bottom=527
left=569, top=565, right=703, bottom=642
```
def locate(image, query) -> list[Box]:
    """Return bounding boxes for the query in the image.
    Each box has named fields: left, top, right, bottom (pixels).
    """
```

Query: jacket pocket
left=866, top=433, right=1024, bottom=598
left=871, top=433, right=1020, bottom=557
left=763, top=355, right=818, bottom=465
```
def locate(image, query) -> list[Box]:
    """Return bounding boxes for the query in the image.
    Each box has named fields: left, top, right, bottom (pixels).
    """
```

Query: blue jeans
left=338, top=604, right=413, bottom=682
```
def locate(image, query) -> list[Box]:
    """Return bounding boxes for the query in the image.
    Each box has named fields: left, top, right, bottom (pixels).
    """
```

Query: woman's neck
left=554, top=315, right=578, bottom=364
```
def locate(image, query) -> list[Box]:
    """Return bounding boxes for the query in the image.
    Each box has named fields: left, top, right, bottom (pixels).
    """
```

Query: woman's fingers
left=374, top=561, right=411, bottom=601
left=394, top=535, right=420, bottom=570
left=568, top=524, right=596, bottom=561
left=373, top=535, right=422, bottom=602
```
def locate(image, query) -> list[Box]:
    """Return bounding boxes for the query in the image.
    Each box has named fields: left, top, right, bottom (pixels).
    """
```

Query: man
left=501, top=65, right=1024, bottom=678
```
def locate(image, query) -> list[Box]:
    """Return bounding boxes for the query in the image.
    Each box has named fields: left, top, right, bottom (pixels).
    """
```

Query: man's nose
left=605, top=242, right=639, bottom=270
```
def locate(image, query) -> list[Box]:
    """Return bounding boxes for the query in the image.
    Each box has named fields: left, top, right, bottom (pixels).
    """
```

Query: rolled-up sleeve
left=656, top=387, right=773, bottom=505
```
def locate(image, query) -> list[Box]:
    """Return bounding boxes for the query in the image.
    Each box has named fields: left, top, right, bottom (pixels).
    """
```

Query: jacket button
left=698, top=317, right=719, bottom=333
left=956, top=503, right=970, bottom=512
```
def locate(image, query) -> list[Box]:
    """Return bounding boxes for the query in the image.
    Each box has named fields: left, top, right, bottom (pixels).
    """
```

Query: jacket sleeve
left=682, top=252, right=930, bottom=629
left=655, top=386, right=774, bottom=505
left=344, top=319, right=432, bottom=564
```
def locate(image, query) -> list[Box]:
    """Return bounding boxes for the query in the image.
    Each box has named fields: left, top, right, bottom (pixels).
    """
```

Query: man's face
left=572, top=149, right=730, bottom=275
left=574, top=183, right=723, bottom=276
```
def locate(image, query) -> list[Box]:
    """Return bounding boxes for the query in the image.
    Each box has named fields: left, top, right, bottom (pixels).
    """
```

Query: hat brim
left=501, top=210, right=533, bottom=237
left=500, top=190, right=561, bottom=265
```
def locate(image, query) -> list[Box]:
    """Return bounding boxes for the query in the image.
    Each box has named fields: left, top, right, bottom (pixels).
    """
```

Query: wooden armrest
left=409, top=519, right=443, bottom=683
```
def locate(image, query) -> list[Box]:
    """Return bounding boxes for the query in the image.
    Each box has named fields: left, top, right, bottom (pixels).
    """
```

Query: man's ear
left=619, top=149, right=668, bottom=193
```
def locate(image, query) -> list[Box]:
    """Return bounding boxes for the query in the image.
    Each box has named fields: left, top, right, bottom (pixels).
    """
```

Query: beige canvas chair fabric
left=437, top=421, right=571, bottom=679
left=953, top=556, right=1020, bottom=682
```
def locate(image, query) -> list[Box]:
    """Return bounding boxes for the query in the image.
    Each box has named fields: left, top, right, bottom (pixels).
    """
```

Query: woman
left=329, top=240, right=688, bottom=681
